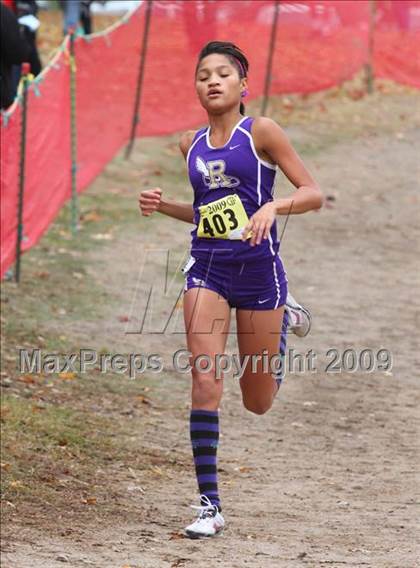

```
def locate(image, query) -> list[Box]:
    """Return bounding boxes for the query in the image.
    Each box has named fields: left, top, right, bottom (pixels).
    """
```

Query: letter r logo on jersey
left=207, top=160, right=240, bottom=189
left=196, top=156, right=240, bottom=190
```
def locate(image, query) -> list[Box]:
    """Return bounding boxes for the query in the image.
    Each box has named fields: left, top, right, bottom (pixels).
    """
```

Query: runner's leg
left=183, top=287, right=230, bottom=510
left=236, top=305, right=285, bottom=415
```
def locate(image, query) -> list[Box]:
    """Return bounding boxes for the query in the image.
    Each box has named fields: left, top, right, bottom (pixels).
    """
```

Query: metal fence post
left=261, top=0, right=280, bottom=116
left=69, top=29, right=79, bottom=234
left=125, top=0, right=153, bottom=159
left=15, top=62, right=31, bottom=283
left=365, top=0, right=376, bottom=94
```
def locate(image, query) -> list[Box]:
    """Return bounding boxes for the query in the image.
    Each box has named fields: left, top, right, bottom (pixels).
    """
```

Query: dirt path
left=2, top=92, right=420, bottom=567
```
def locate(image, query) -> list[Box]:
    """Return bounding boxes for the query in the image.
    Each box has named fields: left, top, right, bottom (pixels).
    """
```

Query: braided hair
left=196, top=41, right=249, bottom=115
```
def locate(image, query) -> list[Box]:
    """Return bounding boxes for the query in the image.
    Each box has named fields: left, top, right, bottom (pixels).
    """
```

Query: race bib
left=197, top=194, right=251, bottom=240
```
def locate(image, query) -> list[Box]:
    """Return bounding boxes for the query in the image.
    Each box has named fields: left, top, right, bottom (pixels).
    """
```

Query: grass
left=1, top=364, right=160, bottom=525
left=1, top=395, right=120, bottom=508
left=0, top=145, right=170, bottom=527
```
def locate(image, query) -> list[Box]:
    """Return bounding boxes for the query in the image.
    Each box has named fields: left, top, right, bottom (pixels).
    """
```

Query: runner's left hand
left=241, top=202, right=277, bottom=246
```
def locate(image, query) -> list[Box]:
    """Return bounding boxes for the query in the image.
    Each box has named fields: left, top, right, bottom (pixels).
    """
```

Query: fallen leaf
left=1, top=406, right=10, bottom=419
left=36, top=271, right=50, bottom=279
left=136, top=395, right=152, bottom=406
left=126, top=484, right=145, bottom=493
left=118, top=315, right=130, bottom=322
left=91, top=233, right=114, bottom=241
left=81, top=497, right=97, bottom=505
left=169, top=532, right=185, bottom=540
left=81, top=211, right=102, bottom=223
left=234, top=466, right=252, bottom=473
left=282, top=97, right=294, bottom=110
left=9, top=480, right=24, bottom=489
left=347, top=88, right=365, bottom=101
left=18, top=374, right=37, bottom=384
left=58, top=372, right=76, bottom=380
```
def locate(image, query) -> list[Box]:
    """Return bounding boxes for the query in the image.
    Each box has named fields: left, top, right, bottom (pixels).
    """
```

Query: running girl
left=139, top=41, right=323, bottom=538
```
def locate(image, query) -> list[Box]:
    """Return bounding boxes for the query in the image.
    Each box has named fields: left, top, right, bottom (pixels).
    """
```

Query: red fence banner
left=75, top=7, right=145, bottom=191
left=1, top=105, right=21, bottom=277
left=1, top=1, right=419, bottom=279
left=137, top=0, right=274, bottom=136
left=374, top=0, right=420, bottom=88
left=1, top=7, right=144, bottom=278
left=1, top=45, right=71, bottom=278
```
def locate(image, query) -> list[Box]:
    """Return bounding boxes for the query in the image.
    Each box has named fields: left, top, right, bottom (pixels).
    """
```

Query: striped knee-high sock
left=190, top=409, right=221, bottom=511
left=275, top=309, right=289, bottom=389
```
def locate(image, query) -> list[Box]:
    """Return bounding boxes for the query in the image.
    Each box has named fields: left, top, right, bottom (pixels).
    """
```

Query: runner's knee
left=242, top=395, right=273, bottom=415
left=191, top=368, right=222, bottom=406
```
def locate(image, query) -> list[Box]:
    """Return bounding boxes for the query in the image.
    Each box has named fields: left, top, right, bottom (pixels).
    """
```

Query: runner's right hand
left=139, top=188, right=162, bottom=216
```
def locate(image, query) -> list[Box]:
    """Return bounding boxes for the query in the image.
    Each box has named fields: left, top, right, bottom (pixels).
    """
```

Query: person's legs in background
left=60, top=0, right=81, bottom=35
left=80, top=0, right=92, bottom=35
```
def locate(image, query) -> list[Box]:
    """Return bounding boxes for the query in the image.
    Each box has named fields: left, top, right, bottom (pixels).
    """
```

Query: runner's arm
left=158, top=197, right=194, bottom=223
left=138, top=131, right=196, bottom=223
left=252, top=117, right=323, bottom=214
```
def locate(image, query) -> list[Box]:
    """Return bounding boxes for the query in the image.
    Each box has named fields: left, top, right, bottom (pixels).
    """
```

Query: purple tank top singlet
left=187, top=115, right=281, bottom=262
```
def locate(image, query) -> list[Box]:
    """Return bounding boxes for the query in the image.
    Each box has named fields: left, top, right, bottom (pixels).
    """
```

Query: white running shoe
left=286, top=293, right=312, bottom=338
left=184, top=495, right=225, bottom=539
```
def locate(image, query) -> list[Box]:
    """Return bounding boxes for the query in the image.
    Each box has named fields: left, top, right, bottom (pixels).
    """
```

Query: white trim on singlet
left=205, top=115, right=248, bottom=150
left=256, top=161, right=262, bottom=205
left=237, top=125, right=277, bottom=171
left=186, top=130, right=207, bottom=166
left=267, top=232, right=276, bottom=256
left=272, top=259, right=281, bottom=309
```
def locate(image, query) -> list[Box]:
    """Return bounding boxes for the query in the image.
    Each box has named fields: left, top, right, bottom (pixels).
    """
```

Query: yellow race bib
left=197, top=194, right=251, bottom=240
